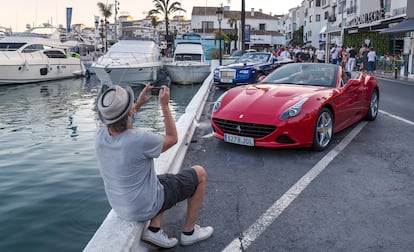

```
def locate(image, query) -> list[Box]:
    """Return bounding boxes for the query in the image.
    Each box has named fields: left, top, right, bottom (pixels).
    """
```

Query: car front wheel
left=312, top=108, right=333, bottom=151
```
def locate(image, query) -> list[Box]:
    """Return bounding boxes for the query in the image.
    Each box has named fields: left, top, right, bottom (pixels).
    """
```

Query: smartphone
left=150, top=87, right=162, bottom=96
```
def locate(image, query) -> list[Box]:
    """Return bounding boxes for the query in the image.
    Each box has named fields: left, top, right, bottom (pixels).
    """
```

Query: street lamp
left=216, top=7, right=223, bottom=65
left=94, top=18, right=99, bottom=53
left=105, top=19, right=109, bottom=52
left=100, top=19, right=105, bottom=52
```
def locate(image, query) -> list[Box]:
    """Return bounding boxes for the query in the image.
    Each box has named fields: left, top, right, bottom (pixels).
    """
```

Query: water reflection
left=0, top=77, right=201, bottom=252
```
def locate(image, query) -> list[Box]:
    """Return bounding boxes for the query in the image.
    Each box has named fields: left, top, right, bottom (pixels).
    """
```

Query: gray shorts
left=157, top=168, right=198, bottom=214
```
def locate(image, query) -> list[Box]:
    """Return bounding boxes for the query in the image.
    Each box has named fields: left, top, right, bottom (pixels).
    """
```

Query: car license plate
left=220, top=78, right=233, bottom=83
left=224, top=133, right=254, bottom=146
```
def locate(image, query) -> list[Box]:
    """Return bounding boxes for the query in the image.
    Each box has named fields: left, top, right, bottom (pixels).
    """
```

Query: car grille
left=219, top=70, right=236, bottom=79
left=213, top=118, right=276, bottom=138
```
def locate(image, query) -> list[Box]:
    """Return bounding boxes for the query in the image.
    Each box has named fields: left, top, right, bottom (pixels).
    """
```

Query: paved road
left=149, top=77, right=414, bottom=252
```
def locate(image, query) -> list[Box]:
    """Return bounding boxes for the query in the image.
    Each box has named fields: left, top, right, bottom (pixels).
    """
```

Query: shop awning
left=379, top=18, right=414, bottom=34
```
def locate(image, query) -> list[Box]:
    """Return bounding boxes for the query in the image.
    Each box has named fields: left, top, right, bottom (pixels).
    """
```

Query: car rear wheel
left=255, top=73, right=265, bottom=82
left=312, top=108, right=333, bottom=151
left=365, top=89, right=379, bottom=121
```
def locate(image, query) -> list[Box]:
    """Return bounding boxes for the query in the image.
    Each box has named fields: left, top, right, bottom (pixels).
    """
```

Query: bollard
left=394, top=66, right=398, bottom=79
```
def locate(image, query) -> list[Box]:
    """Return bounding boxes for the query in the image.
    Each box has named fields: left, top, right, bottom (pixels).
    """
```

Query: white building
left=191, top=6, right=285, bottom=52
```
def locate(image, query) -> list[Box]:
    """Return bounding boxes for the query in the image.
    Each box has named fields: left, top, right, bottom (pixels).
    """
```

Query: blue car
left=214, top=52, right=293, bottom=88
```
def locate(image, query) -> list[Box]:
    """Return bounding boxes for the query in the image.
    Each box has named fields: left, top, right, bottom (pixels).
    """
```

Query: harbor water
left=0, top=77, right=202, bottom=252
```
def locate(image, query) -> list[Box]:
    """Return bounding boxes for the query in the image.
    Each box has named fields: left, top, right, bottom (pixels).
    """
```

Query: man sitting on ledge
left=95, top=84, right=214, bottom=248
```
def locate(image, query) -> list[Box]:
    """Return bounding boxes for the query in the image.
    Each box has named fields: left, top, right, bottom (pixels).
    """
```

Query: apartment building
left=284, top=0, right=413, bottom=76
left=191, top=6, right=285, bottom=52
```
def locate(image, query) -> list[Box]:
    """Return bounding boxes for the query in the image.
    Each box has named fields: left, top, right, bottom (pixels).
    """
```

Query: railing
left=375, top=59, right=404, bottom=73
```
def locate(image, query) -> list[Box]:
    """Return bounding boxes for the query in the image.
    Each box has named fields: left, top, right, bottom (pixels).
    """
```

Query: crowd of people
left=270, top=43, right=402, bottom=75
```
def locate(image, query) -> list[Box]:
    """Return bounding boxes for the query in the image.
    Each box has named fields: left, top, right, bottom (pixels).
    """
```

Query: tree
left=150, top=16, right=162, bottom=38
left=289, top=26, right=304, bottom=47
left=97, top=1, right=113, bottom=51
left=97, top=2, right=114, bottom=23
left=148, top=0, right=186, bottom=37
left=227, top=18, right=239, bottom=50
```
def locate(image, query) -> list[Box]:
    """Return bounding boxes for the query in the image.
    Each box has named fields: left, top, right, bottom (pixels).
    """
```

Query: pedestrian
left=367, top=47, right=377, bottom=74
left=330, top=45, right=340, bottom=65
left=359, top=43, right=369, bottom=71
left=315, top=46, right=325, bottom=63
left=95, top=84, right=214, bottom=249
left=347, top=45, right=357, bottom=72
left=280, top=47, right=291, bottom=59
left=340, top=46, right=348, bottom=69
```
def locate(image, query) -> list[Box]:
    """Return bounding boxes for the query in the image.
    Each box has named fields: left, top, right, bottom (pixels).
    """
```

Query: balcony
left=328, top=16, right=337, bottom=22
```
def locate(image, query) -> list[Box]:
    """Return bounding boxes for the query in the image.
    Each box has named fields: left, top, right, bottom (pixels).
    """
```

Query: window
left=0, top=42, right=26, bottom=51
left=385, top=0, right=391, bottom=12
left=316, top=0, right=321, bottom=7
left=202, top=21, right=214, bottom=31
left=316, top=14, right=321, bottom=22
left=324, top=11, right=329, bottom=19
left=309, top=15, right=313, bottom=23
left=22, top=44, right=44, bottom=53
left=259, top=23, right=266, bottom=31
left=309, top=0, right=314, bottom=8
left=44, top=50, right=66, bottom=58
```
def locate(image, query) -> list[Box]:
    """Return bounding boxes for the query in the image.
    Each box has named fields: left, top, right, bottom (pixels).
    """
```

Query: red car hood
left=217, top=84, right=331, bottom=124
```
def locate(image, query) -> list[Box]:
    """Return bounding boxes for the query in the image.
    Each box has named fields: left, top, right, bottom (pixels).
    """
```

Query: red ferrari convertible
left=211, top=63, right=379, bottom=150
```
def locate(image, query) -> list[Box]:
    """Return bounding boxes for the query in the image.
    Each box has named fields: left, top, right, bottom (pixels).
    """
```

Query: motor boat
left=91, top=39, right=162, bottom=85
left=163, top=41, right=211, bottom=85
left=0, top=27, right=84, bottom=85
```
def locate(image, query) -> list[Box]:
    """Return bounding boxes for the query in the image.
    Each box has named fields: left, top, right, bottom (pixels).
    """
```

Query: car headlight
left=212, top=92, right=227, bottom=112
left=239, top=69, right=249, bottom=74
left=280, top=97, right=309, bottom=120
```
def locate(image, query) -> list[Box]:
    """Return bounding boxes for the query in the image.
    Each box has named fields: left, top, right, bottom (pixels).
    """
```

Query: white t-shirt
left=316, top=49, right=325, bottom=61
left=280, top=50, right=291, bottom=59
left=331, top=47, right=340, bottom=59
left=95, top=128, right=164, bottom=221
left=367, top=51, right=376, bottom=62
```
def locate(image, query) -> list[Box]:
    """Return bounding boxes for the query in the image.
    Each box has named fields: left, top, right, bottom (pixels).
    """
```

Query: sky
left=0, top=0, right=303, bottom=32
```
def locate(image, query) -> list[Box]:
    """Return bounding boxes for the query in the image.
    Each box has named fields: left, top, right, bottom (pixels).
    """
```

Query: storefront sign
left=350, top=8, right=385, bottom=26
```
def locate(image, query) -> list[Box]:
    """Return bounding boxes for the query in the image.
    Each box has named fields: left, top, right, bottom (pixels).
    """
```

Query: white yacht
left=163, top=41, right=211, bottom=85
left=91, top=39, right=162, bottom=85
left=0, top=27, right=84, bottom=85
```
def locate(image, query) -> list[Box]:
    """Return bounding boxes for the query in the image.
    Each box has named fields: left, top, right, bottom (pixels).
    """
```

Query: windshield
left=0, top=43, right=26, bottom=51
left=235, top=52, right=270, bottom=64
left=261, top=63, right=338, bottom=87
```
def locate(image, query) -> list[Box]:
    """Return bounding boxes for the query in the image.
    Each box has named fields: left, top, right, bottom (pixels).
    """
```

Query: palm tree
left=150, top=16, right=162, bottom=39
left=227, top=18, right=239, bottom=50
left=97, top=1, right=113, bottom=52
left=148, top=0, right=186, bottom=37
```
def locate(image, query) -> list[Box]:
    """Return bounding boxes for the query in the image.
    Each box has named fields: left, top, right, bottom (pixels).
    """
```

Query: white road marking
left=379, top=110, right=414, bottom=126
left=222, top=121, right=368, bottom=252
left=201, top=132, right=214, bottom=138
